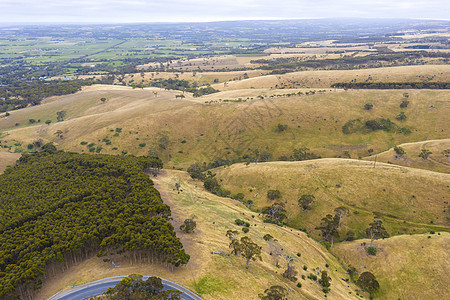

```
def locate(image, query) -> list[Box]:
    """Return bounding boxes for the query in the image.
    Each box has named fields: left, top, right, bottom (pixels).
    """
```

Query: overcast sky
left=0, top=0, right=449, bottom=23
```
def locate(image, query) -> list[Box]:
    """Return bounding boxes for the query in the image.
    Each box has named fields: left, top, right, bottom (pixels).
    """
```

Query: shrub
left=80, top=141, right=88, bottom=145
left=396, top=112, right=407, bottom=121
left=364, top=103, right=373, bottom=110
left=242, top=227, right=249, bottom=233
left=89, top=147, right=95, bottom=152
left=297, top=282, right=302, bottom=288
left=235, top=219, right=245, bottom=226
left=303, top=265, right=308, bottom=271
left=400, top=100, right=409, bottom=108
left=323, top=287, right=330, bottom=294
left=367, top=246, right=377, bottom=256
left=296, top=252, right=301, bottom=257
left=276, top=124, right=288, bottom=132
left=308, top=273, right=317, bottom=281
left=28, top=119, right=36, bottom=123
left=139, top=143, right=146, bottom=147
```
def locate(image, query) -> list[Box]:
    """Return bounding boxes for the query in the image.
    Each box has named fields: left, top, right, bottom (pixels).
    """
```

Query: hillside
left=213, top=65, right=450, bottom=90
left=0, top=151, right=20, bottom=174
left=38, top=169, right=362, bottom=300
left=364, top=139, right=450, bottom=173
left=332, top=233, right=450, bottom=300
left=0, top=85, right=449, bottom=169
left=213, top=159, right=450, bottom=240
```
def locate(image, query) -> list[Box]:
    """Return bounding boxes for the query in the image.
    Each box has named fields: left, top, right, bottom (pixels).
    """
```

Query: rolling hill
left=213, top=159, right=450, bottom=240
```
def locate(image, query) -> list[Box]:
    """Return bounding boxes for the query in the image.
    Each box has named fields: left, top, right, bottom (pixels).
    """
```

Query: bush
left=303, top=265, right=308, bottom=271
left=139, top=143, right=146, bottom=147
left=308, top=273, right=317, bottom=281
left=235, top=219, right=245, bottom=226
left=367, top=246, right=377, bottom=256
left=276, top=124, right=288, bottom=132
left=242, top=227, right=249, bottom=233
left=297, top=282, right=302, bottom=288
left=400, top=100, right=409, bottom=108
left=80, top=141, right=88, bottom=145
left=364, top=103, right=373, bottom=110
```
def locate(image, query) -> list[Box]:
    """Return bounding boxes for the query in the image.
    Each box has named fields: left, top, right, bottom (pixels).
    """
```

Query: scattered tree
left=180, top=216, right=197, bottom=233
left=316, top=214, right=340, bottom=248
left=396, top=111, right=407, bottom=121
left=393, top=145, right=406, bottom=159
left=334, top=206, right=349, bottom=227
left=298, top=194, right=315, bottom=210
left=258, top=285, right=288, bottom=300
left=319, top=270, right=332, bottom=289
left=276, top=124, right=288, bottom=132
left=159, top=135, right=169, bottom=149
left=45, top=120, right=52, bottom=125
left=366, top=219, right=388, bottom=247
left=227, top=230, right=241, bottom=256
left=100, top=97, right=107, bottom=104
left=261, top=203, right=287, bottom=223
left=282, top=253, right=297, bottom=281
left=240, top=236, right=262, bottom=269
left=419, top=149, right=432, bottom=160
left=56, top=110, right=66, bottom=122
left=55, top=130, right=64, bottom=139
left=267, top=189, right=281, bottom=201
left=357, top=272, right=380, bottom=294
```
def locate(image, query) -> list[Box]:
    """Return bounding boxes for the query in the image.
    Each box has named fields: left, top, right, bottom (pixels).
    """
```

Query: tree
left=264, top=234, right=282, bottom=267
left=55, top=130, right=64, bottom=139
left=357, top=272, right=380, bottom=293
left=393, top=145, right=405, bottom=159
left=226, top=230, right=241, bottom=256
left=419, top=149, right=432, bottom=160
left=45, top=120, right=52, bottom=125
left=366, top=219, right=388, bottom=247
left=187, top=163, right=205, bottom=180
left=261, top=203, right=287, bottom=223
left=258, top=285, right=288, bottom=300
left=100, top=97, right=107, bottom=104
left=316, top=214, right=340, bottom=248
left=334, top=206, right=349, bottom=227
left=267, top=189, right=281, bottom=201
left=298, top=194, right=315, bottom=210
left=396, top=111, right=407, bottom=121
left=282, top=253, right=297, bottom=281
left=159, top=135, right=169, bottom=149
left=56, top=111, right=66, bottom=122
left=443, top=149, right=450, bottom=162
left=180, top=216, right=196, bottom=233
left=319, top=270, right=331, bottom=288
left=104, top=274, right=181, bottom=300
left=240, top=236, right=262, bottom=269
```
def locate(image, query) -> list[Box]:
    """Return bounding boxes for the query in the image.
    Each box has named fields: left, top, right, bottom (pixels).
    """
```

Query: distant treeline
left=0, top=151, right=189, bottom=299
left=331, top=82, right=450, bottom=89
left=251, top=51, right=450, bottom=71
left=149, top=78, right=219, bottom=97
left=0, top=80, right=95, bottom=113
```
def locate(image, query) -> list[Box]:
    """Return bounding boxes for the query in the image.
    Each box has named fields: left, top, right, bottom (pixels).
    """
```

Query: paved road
left=48, top=276, right=201, bottom=300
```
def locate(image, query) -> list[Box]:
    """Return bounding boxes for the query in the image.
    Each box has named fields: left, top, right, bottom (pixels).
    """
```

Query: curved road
left=48, top=276, right=202, bottom=300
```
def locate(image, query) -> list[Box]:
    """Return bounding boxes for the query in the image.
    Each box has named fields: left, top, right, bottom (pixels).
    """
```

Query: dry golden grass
left=214, top=159, right=450, bottom=239
left=37, top=170, right=361, bottom=300
left=364, top=139, right=450, bottom=173
left=1, top=86, right=448, bottom=171
left=332, top=232, right=450, bottom=300
left=215, top=65, right=450, bottom=90
left=0, top=151, right=21, bottom=174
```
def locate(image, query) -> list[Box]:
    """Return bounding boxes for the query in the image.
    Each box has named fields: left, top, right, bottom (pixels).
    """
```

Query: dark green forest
left=0, top=151, right=189, bottom=299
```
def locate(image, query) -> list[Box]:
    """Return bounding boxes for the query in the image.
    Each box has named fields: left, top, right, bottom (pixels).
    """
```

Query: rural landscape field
left=0, top=7, right=449, bottom=300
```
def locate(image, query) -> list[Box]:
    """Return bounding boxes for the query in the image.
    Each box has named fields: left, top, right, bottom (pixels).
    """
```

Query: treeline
left=0, top=151, right=188, bottom=300
left=148, top=78, right=219, bottom=97
left=0, top=80, right=95, bottom=113
left=252, top=51, right=450, bottom=71
left=331, top=82, right=450, bottom=89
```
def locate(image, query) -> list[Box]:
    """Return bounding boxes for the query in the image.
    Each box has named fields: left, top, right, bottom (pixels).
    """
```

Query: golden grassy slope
left=364, top=139, right=450, bottom=173
left=214, top=159, right=450, bottom=240
left=332, top=232, right=450, bottom=300
left=37, top=170, right=361, bottom=300
left=1, top=86, right=448, bottom=170
left=214, top=65, right=450, bottom=90
left=0, top=151, right=21, bottom=174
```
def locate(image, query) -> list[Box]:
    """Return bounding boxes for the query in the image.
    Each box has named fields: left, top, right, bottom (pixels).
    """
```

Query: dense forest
left=0, top=80, right=95, bottom=113
left=0, top=151, right=189, bottom=300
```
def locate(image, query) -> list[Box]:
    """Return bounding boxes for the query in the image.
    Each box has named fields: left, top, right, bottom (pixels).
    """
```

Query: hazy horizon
left=0, top=0, right=449, bottom=24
